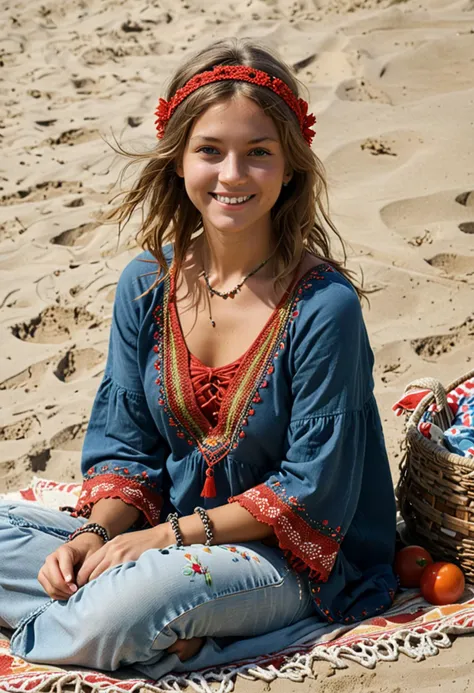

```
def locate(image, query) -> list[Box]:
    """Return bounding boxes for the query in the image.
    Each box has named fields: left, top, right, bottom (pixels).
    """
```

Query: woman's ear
left=175, top=162, right=184, bottom=178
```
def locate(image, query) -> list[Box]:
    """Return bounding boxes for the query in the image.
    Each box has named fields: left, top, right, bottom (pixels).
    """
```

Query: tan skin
left=37, top=94, right=324, bottom=663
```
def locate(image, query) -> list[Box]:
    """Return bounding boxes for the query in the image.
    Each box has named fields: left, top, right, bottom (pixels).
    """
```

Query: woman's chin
left=203, top=217, right=254, bottom=234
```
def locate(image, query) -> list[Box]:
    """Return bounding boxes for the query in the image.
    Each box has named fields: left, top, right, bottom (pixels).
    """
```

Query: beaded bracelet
left=194, top=506, right=214, bottom=546
left=166, top=512, right=184, bottom=547
left=67, top=522, right=110, bottom=544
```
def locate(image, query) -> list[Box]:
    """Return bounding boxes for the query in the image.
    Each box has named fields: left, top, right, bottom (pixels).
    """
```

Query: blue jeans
left=0, top=501, right=317, bottom=678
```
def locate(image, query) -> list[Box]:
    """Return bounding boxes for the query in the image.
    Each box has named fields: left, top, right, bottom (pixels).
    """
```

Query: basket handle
left=404, top=377, right=454, bottom=430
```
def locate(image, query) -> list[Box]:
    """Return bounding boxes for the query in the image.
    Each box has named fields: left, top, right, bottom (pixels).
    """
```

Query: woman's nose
left=218, top=154, right=248, bottom=185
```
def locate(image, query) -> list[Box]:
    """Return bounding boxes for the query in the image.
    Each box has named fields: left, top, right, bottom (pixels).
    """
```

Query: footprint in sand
left=336, top=78, right=392, bottom=104
left=0, top=217, right=28, bottom=243
left=0, top=181, right=84, bottom=206
left=0, top=357, right=52, bottom=391
left=44, top=128, right=101, bottom=147
left=455, top=192, right=474, bottom=233
left=0, top=347, right=104, bottom=390
left=411, top=315, right=474, bottom=360
left=71, top=76, right=97, bottom=93
left=455, top=191, right=474, bottom=208
left=127, top=116, right=143, bottom=128
left=11, top=305, right=99, bottom=344
left=2, top=443, right=51, bottom=486
left=425, top=253, right=474, bottom=276
left=325, top=130, right=423, bottom=187
left=371, top=34, right=474, bottom=104
left=51, top=221, right=101, bottom=247
left=0, top=416, right=41, bottom=442
left=81, top=43, right=147, bottom=65
left=54, top=347, right=104, bottom=383
left=64, top=198, right=84, bottom=208
left=50, top=422, right=88, bottom=452
left=380, top=190, right=474, bottom=240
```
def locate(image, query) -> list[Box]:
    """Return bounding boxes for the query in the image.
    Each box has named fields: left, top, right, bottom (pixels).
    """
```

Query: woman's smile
left=209, top=192, right=256, bottom=208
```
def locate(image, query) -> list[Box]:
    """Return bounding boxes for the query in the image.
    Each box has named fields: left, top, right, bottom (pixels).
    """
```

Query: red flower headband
left=154, top=64, right=316, bottom=146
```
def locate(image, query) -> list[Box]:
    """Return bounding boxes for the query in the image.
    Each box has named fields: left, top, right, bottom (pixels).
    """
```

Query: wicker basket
left=396, top=370, right=474, bottom=583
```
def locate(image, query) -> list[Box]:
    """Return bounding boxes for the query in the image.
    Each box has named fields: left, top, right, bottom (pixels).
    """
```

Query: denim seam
left=10, top=599, right=55, bottom=658
left=7, top=512, right=71, bottom=539
left=150, top=572, right=289, bottom=649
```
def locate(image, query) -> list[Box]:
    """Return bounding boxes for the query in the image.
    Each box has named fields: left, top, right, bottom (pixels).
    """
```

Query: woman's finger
left=88, top=558, right=112, bottom=583
left=57, top=548, right=77, bottom=589
left=43, top=555, right=77, bottom=596
left=38, top=568, right=71, bottom=601
left=76, top=548, right=105, bottom=586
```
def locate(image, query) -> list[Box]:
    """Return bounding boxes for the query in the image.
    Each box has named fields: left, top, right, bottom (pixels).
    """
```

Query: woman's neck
left=196, top=231, right=275, bottom=286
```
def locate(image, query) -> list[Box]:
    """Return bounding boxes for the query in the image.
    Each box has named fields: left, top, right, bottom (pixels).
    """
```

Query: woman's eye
left=197, top=146, right=219, bottom=155
left=196, top=147, right=271, bottom=156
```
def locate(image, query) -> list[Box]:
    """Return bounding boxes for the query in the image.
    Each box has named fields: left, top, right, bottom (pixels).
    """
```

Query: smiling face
left=176, top=94, right=292, bottom=239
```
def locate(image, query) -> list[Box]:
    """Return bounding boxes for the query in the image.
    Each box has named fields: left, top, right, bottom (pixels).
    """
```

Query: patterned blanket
left=1, top=477, right=474, bottom=693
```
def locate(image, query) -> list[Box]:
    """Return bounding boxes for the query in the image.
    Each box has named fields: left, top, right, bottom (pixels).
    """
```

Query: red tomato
left=420, top=562, right=465, bottom=605
left=394, top=545, right=433, bottom=588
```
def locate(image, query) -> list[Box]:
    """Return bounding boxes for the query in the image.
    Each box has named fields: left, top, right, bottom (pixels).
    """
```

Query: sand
left=1, top=0, right=473, bottom=689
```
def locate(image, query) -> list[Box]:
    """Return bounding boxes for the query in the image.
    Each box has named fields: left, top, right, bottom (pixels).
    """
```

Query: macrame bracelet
left=67, top=522, right=110, bottom=544
left=194, top=506, right=214, bottom=546
left=166, top=512, right=184, bottom=547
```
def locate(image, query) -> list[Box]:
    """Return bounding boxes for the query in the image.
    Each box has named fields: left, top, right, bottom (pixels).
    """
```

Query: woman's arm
left=159, top=502, right=275, bottom=546
left=84, top=496, right=273, bottom=546
left=75, top=502, right=274, bottom=587
left=88, top=498, right=141, bottom=538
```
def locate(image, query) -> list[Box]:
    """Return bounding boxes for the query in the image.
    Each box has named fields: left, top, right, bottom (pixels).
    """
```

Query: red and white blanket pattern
left=1, top=477, right=474, bottom=693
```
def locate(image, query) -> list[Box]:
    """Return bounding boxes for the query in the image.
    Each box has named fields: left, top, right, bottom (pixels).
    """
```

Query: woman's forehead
left=190, top=96, right=280, bottom=141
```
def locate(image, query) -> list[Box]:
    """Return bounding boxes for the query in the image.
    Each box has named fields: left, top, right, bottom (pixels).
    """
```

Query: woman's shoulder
left=290, top=255, right=374, bottom=404
left=117, top=243, right=174, bottom=298
left=294, top=252, right=362, bottom=326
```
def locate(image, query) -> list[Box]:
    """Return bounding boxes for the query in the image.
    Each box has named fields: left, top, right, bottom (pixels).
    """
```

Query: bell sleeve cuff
left=229, top=480, right=342, bottom=581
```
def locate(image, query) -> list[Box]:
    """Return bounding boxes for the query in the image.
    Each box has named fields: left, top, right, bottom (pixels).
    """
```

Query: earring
left=283, top=181, right=288, bottom=187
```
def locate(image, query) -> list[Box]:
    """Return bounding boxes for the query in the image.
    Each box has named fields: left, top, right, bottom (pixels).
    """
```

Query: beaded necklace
left=200, top=254, right=273, bottom=328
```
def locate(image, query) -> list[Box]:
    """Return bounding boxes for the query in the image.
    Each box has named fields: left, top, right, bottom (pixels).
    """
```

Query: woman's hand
left=38, top=532, right=104, bottom=601
left=76, top=524, right=174, bottom=587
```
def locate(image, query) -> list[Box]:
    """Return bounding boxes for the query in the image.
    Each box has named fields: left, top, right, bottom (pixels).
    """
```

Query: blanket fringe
left=2, top=618, right=473, bottom=693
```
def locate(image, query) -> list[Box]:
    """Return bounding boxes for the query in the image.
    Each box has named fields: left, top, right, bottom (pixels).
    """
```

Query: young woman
left=0, top=38, right=397, bottom=678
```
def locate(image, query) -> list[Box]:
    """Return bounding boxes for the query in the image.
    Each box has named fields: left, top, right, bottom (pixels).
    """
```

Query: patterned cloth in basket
left=393, top=377, right=474, bottom=458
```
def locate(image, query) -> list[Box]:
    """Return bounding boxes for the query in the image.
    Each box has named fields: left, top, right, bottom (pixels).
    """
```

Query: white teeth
left=214, top=194, right=252, bottom=205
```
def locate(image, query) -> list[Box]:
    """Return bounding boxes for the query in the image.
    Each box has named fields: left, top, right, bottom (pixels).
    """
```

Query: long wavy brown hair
left=99, top=37, right=367, bottom=301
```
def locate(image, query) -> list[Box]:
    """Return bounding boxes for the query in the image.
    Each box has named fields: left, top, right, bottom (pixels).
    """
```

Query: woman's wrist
left=152, top=520, right=176, bottom=547
left=68, top=530, right=105, bottom=548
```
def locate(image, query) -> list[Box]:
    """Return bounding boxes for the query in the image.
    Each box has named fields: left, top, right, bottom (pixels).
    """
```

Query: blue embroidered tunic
left=73, top=244, right=398, bottom=625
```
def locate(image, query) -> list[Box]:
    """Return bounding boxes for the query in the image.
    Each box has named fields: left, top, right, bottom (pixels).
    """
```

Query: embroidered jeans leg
left=0, top=501, right=84, bottom=629
left=10, top=541, right=315, bottom=672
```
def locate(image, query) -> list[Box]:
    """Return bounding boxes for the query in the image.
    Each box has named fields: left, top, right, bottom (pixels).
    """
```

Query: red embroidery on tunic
left=229, top=484, right=341, bottom=582
left=70, top=474, right=163, bottom=526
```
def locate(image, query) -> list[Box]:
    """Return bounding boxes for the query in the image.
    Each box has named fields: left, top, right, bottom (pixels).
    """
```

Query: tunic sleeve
left=70, top=256, right=167, bottom=526
left=229, top=278, right=391, bottom=583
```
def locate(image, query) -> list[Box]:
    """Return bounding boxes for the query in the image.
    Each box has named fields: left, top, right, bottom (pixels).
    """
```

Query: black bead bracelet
left=67, top=522, right=110, bottom=544
left=194, top=506, right=214, bottom=546
left=166, top=512, right=184, bottom=547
